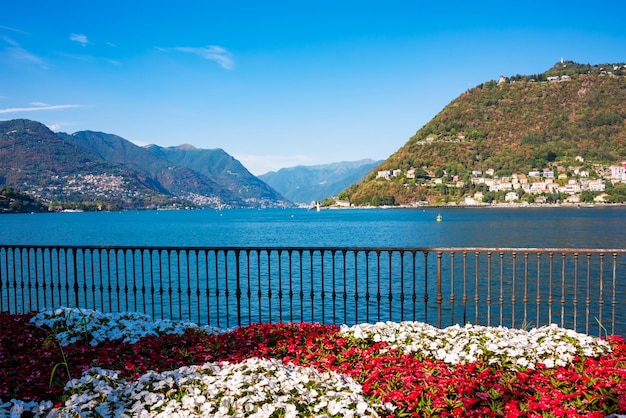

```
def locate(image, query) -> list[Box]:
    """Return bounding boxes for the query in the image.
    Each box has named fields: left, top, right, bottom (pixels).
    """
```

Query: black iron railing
left=1, top=245, right=624, bottom=336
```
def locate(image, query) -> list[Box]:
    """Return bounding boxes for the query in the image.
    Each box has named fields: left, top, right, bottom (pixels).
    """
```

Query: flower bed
left=1, top=307, right=626, bottom=417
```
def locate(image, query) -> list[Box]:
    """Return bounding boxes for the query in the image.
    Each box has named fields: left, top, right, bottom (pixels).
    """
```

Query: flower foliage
left=1, top=308, right=626, bottom=417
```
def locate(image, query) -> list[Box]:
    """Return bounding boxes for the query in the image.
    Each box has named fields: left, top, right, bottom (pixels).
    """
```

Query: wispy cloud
left=0, top=25, right=29, bottom=35
left=162, top=45, right=234, bottom=69
left=1, top=36, right=46, bottom=68
left=0, top=104, right=84, bottom=114
left=70, top=33, right=89, bottom=46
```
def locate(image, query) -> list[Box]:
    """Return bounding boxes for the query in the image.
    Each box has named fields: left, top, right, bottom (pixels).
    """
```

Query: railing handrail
left=2, top=244, right=625, bottom=253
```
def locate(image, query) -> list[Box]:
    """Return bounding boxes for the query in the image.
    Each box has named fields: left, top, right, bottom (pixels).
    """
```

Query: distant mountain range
left=0, top=119, right=382, bottom=211
left=259, top=159, right=382, bottom=204
left=0, top=119, right=292, bottom=210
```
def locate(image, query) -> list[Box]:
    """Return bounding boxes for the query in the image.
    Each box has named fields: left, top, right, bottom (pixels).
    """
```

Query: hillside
left=342, top=61, right=626, bottom=206
left=0, top=120, right=293, bottom=210
left=259, top=159, right=382, bottom=204
left=145, top=144, right=288, bottom=207
left=0, top=119, right=171, bottom=210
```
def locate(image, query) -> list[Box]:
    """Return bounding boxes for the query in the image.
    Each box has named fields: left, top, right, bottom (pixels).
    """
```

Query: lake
left=1, top=205, right=624, bottom=248
left=1, top=206, right=625, bottom=335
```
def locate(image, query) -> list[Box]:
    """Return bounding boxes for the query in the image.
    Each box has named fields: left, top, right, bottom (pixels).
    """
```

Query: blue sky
left=1, top=1, right=624, bottom=175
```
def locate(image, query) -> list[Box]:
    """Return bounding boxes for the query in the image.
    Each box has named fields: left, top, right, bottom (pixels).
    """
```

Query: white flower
left=340, top=319, right=611, bottom=369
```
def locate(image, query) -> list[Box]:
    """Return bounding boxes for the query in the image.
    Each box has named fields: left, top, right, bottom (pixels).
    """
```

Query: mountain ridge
left=0, top=120, right=293, bottom=210
left=144, top=144, right=287, bottom=207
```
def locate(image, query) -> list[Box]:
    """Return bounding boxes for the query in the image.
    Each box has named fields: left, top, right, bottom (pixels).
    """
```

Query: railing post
left=598, top=253, right=605, bottom=335
left=523, top=252, right=529, bottom=328
left=573, top=252, right=579, bottom=333
left=331, top=250, right=337, bottom=324
left=536, top=252, right=542, bottom=329
left=423, top=251, right=429, bottom=324
left=320, top=250, right=326, bottom=323
left=278, top=249, right=283, bottom=323
left=353, top=250, right=359, bottom=325
left=611, top=253, right=617, bottom=336
left=412, top=250, right=417, bottom=322
left=342, top=250, right=348, bottom=325
left=436, top=251, right=442, bottom=329
left=463, top=251, right=469, bottom=325
left=235, top=250, right=241, bottom=327
left=365, top=250, right=371, bottom=324
left=298, top=250, right=304, bottom=323
left=376, top=250, right=381, bottom=322
left=585, top=252, right=591, bottom=335
left=450, top=252, right=456, bottom=327
left=245, top=249, right=251, bottom=326
left=474, top=251, right=480, bottom=325
left=486, top=252, right=492, bottom=327
left=309, top=250, right=314, bottom=324
left=561, top=252, right=567, bottom=328
left=399, top=250, right=405, bottom=322
left=498, top=252, right=504, bottom=326
left=256, top=249, right=263, bottom=324
left=511, top=252, right=516, bottom=328
left=548, top=252, right=554, bottom=325
left=288, top=249, right=294, bottom=323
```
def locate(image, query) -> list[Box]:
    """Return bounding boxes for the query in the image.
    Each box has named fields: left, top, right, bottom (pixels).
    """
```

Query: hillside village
left=374, top=158, right=626, bottom=206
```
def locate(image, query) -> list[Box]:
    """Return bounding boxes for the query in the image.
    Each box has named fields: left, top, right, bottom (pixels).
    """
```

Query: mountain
left=0, top=119, right=293, bottom=209
left=0, top=119, right=170, bottom=209
left=144, top=144, right=289, bottom=207
left=341, top=61, right=626, bottom=206
left=258, top=159, right=382, bottom=204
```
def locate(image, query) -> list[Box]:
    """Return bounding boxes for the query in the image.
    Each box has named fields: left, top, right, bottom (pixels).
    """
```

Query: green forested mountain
left=67, top=131, right=237, bottom=205
left=0, top=120, right=293, bottom=210
left=0, top=119, right=169, bottom=210
left=144, top=144, right=288, bottom=206
left=342, top=61, right=626, bottom=206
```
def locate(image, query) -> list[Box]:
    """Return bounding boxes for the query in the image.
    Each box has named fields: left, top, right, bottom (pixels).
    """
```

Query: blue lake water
left=1, top=206, right=625, bottom=334
left=0, top=206, right=624, bottom=248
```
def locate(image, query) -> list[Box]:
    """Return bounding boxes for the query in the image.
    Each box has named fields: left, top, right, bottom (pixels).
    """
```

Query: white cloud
left=70, top=33, right=89, bottom=46
left=2, top=36, right=46, bottom=68
left=171, top=45, right=234, bottom=69
left=0, top=104, right=84, bottom=114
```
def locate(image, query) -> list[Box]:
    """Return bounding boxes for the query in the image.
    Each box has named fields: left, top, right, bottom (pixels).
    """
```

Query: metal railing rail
left=1, top=245, right=624, bottom=336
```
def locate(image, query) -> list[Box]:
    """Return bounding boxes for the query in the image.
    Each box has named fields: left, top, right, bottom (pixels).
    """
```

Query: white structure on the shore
left=610, top=164, right=626, bottom=182
left=505, top=192, right=519, bottom=202
left=374, top=161, right=621, bottom=203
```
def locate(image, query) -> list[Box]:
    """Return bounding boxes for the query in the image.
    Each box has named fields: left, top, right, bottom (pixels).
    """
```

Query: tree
left=337, top=191, right=349, bottom=201
left=580, top=191, right=596, bottom=203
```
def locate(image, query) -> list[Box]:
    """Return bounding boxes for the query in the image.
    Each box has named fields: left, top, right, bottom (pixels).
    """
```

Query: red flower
left=2, top=311, right=626, bottom=417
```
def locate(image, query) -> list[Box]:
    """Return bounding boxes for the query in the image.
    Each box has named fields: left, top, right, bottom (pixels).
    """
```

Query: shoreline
left=316, top=202, right=626, bottom=210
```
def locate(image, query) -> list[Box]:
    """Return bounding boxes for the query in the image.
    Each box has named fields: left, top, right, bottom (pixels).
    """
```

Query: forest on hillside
left=342, top=61, right=626, bottom=206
